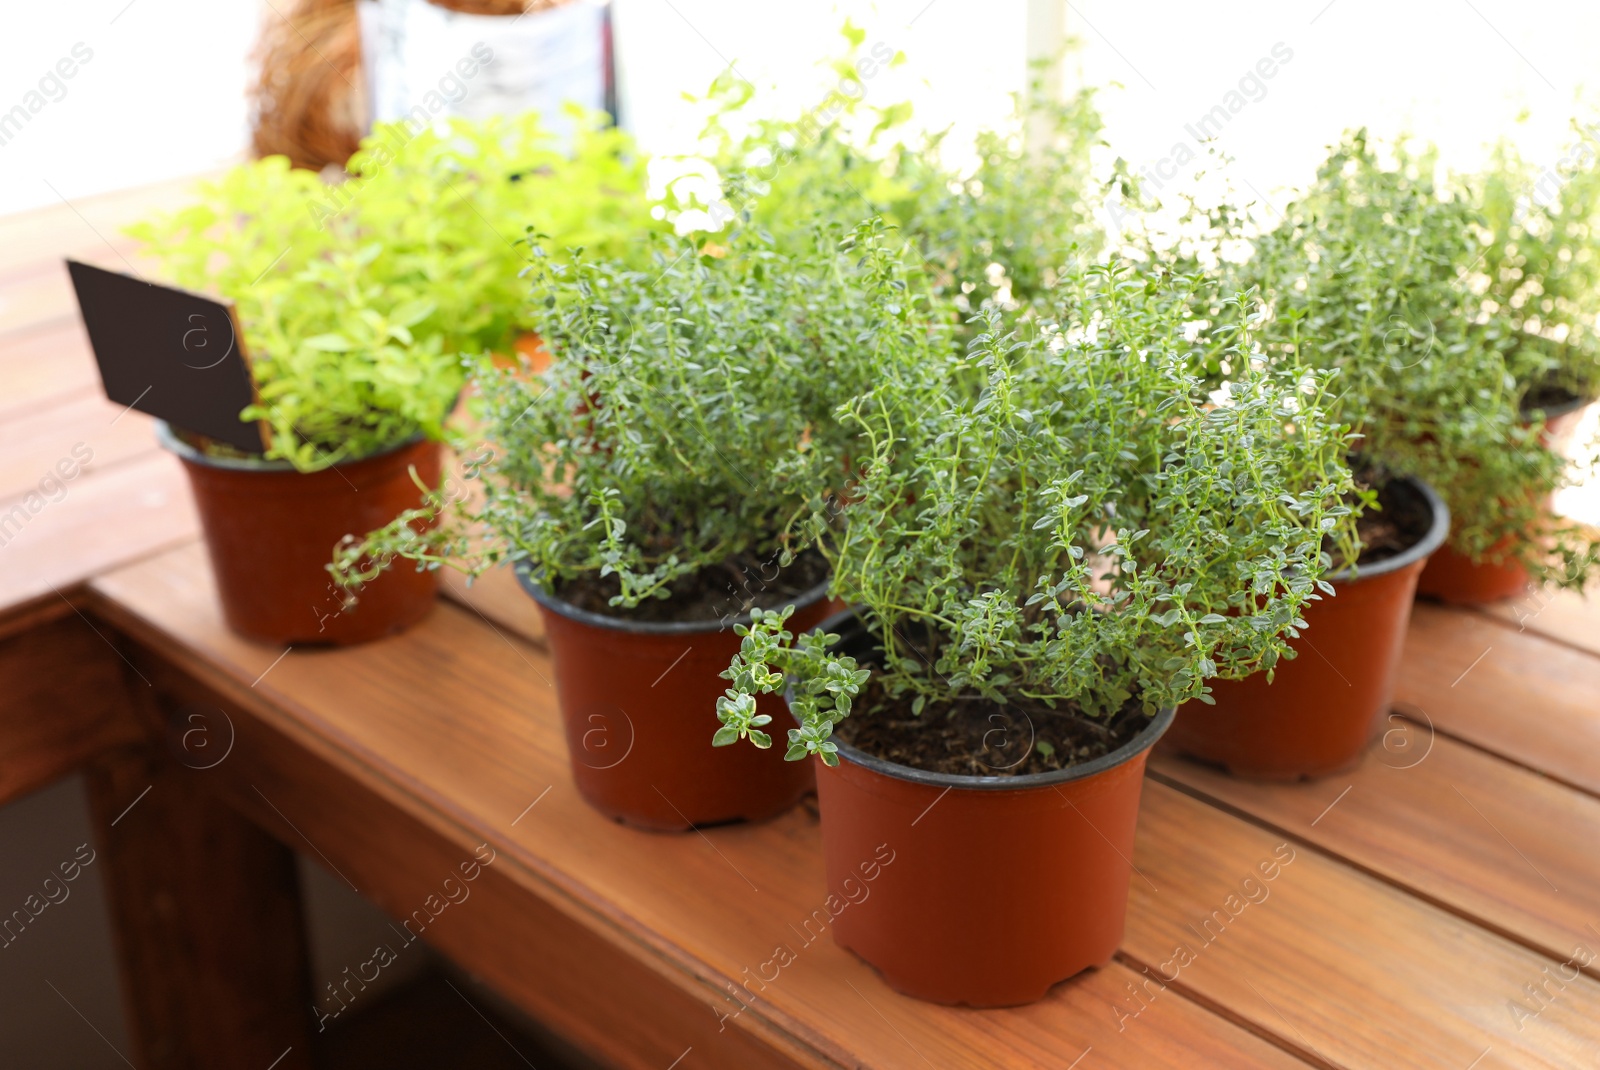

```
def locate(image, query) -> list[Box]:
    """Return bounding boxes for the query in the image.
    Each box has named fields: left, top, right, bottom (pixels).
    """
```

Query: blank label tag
left=67, top=260, right=268, bottom=453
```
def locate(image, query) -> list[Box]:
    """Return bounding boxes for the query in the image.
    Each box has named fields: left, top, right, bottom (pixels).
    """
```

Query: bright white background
left=3, top=1, right=1599, bottom=218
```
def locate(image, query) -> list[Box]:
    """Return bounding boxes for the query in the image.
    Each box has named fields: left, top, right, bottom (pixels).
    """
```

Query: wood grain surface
left=91, top=543, right=1600, bottom=1069
left=0, top=612, right=145, bottom=805
left=92, top=544, right=1318, bottom=1069
left=1399, top=601, right=1600, bottom=796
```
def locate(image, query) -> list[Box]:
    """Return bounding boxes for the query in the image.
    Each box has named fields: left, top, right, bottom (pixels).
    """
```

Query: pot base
left=1166, top=475, right=1447, bottom=780
left=524, top=571, right=831, bottom=832
left=1162, top=737, right=1368, bottom=782
left=1415, top=541, right=1531, bottom=605
left=576, top=779, right=815, bottom=835
left=832, top=932, right=1113, bottom=1008
left=166, top=429, right=443, bottom=647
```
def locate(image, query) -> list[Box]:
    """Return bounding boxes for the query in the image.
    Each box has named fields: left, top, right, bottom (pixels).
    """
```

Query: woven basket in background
left=249, top=0, right=568, bottom=172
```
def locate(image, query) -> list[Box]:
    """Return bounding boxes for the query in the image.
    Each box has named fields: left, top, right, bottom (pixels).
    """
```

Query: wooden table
left=6, top=180, right=1600, bottom=1070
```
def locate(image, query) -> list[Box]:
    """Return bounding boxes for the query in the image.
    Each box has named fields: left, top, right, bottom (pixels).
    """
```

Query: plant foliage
left=338, top=220, right=938, bottom=608
left=1204, top=131, right=1599, bottom=585
left=129, top=109, right=659, bottom=470
left=717, top=259, right=1357, bottom=764
left=1474, top=123, right=1600, bottom=400
left=669, top=34, right=1110, bottom=318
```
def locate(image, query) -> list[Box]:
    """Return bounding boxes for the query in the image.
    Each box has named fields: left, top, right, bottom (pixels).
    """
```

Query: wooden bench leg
left=86, top=743, right=316, bottom=1070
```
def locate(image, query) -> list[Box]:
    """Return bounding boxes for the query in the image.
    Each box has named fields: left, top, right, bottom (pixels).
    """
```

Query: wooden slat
left=1151, top=734, right=1600, bottom=973
left=1124, top=783, right=1600, bottom=1070
left=0, top=259, right=81, bottom=337
left=1478, top=584, right=1600, bottom=659
left=0, top=171, right=213, bottom=278
left=90, top=543, right=1310, bottom=1070
left=87, top=740, right=316, bottom=1070
left=1398, top=602, right=1600, bottom=796
left=439, top=565, right=546, bottom=648
left=0, top=393, right=161, bottom=503
left=0, top=451, right=199, bottom=619
left=0, top=612, right=146, bottom=805
left=0, top=319, right=102, bottom=420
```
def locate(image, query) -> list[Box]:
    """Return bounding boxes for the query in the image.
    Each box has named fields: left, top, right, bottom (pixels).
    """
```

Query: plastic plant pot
left=1416, top=394, right=1591, bottom=605
left=158, top=421, right=441, bottom=646
left=1164, top=475, right=1449, bottom=779
left=804, top=608, right=1175, bottom=1007
left=517, top=568, right=831, bottom=832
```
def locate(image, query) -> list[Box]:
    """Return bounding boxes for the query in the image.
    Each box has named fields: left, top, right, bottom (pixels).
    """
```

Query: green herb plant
left=716, top=259, right=1357, bottom=765
left=671, top=32, right=1110, bottom=321
left=129, top=109, right=659, bottom=470
left=1214, top=131, right=1600, bottom=586
left=337, top=220, right=941, bottom=617
left=1476, top=122, right=1600, bottom=403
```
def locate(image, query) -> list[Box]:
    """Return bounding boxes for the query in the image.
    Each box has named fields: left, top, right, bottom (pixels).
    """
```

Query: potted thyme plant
left=1214, top=132, right=1597, bottom=610
left=1437, top=127, right=1600, bottom=599
left=340, top=222, right=926, bottom=830
left=130, top=110, right=657, bottom=645
left=1156, top=134, right=1488, bottom=774
left=715, top=262, right=1354, bottom=1005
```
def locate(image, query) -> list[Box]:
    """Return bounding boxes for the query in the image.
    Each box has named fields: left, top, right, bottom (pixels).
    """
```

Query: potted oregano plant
left=339, top=222, right=923, bottom=829
left=130, top=111, right=657, bottom=645
left=715, top=262, right=1355, bottom=1005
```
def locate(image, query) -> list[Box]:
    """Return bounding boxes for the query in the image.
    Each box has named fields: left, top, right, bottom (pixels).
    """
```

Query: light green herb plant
left=129, top=109, right=659, bottom=470
left=1475, top=122, right=1600, bottom=403
left=671, top=31, right=1110, bottom=320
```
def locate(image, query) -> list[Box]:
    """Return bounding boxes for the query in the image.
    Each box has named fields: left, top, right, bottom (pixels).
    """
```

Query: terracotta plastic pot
left=517, top=569, right=831, bottom=832
left=158, top=422, right=441, bottom=646
left=1164, top=475, right=1449, bottom=779
left=806, top=609, right=1175, bottom=1007
left=1414, top=539, right=1529, bottom=604
left=1416, top=394, right=1591, bottom=604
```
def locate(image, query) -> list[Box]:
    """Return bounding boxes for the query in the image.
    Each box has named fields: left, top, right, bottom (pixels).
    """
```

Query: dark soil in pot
left=518, top=551, right=831, bottom=832
left=159, top=422, right=441, bottom=646
left=1163, top=473, right=1449, bottom=779
left=807, top=610, right=1173, bottom=1007
left=836, top=674, right=1146, bottom=778
left=1416, top=392, right=1591, bottom=604
left=552, top=549, right=828, bottom=623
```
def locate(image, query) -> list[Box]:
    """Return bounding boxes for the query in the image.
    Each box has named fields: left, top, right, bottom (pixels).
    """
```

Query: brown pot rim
left=1327, top=473, right=1450, bottom=585
left=804, top=607, right=1176, bottom=792
left=155, top=419, right=425, bottom=473
left=515, top=560, right=832, bottom=636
